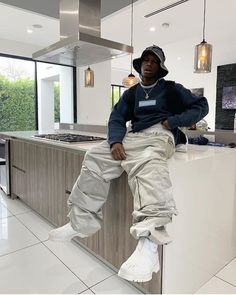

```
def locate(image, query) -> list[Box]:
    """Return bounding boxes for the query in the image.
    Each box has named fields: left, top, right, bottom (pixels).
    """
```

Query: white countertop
left=1, top=129, right=236, bottom=160
left=0, top=129, right=107, bottom=152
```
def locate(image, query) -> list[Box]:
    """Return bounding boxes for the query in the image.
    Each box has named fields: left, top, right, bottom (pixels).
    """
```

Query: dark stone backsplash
left=215, top=63, right=236, bottom=130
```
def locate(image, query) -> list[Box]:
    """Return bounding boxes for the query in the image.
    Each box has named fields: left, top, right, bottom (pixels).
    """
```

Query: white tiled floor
left=1, top=190, right=236, bottom=294
left=0, top=190, right=142, bottom=294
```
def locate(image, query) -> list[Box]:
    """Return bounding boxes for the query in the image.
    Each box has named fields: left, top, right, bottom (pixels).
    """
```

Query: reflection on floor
left=0, top=190, right=142, bottom=294
left=0, top=189, right=236, bottom=294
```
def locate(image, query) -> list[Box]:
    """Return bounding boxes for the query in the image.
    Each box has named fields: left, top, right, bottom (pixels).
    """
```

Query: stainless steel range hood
left=32, top=0, right=132, bottom=66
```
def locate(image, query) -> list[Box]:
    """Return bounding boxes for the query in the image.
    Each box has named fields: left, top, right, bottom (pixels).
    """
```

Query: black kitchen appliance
left=0, top=138, right=10, bottom=195
left=33, top=133, right=106, bottom=143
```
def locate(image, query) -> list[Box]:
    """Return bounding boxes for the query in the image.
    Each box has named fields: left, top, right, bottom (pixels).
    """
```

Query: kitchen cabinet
left=10, top=140, right=66, bottom=226
left=9, top=138, right=162, bottom=294
left=10, top=140, right=26, bottom=200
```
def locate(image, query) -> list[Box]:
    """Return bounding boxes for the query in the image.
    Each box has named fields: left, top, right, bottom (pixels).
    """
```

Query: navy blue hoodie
left=108, top=79, right=209, bottom=146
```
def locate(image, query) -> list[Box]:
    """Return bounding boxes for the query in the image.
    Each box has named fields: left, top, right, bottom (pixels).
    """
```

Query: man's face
left=141, top=54, right=160, bottom=79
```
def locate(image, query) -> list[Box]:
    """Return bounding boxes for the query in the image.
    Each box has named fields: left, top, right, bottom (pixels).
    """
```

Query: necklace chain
left=141, top=81, right=158, bottom=99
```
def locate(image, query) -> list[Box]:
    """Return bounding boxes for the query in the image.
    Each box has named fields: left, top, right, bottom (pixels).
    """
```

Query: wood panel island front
left=1, top=130, right=236, bottom=294
left=9, top=135, right=162, bottom=294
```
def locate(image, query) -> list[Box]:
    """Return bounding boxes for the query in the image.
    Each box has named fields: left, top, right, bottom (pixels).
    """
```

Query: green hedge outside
left=0, top=76, right=60, bottom=132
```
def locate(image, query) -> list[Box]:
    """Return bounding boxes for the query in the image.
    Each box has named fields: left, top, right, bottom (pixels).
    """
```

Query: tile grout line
left=0, top=207, right=89, bottom=293
left=88, top=273, right=117, bottom=290
left=214, top=275, right=236, bottom=288
left=0, top=198, right=32, bottom=217
left=11, top=210, right=91, bottom=290
left=41, top=241, right=91, bottom=291
left=0, top=205, right=88, bottom=294
left=213, top=255, right=236, bottom=276
left=0, top=241, right=42, bottom=259
left=0, top=197, right=142, bottom=293
left=0, top=199, right=114, bottom=292
left=88, top=272, right=143, bottom=294
left=13, top=212, right=45, bottom=242
left=3, top=213, right=142, bottom=294
left=78, top=287, right=95, bottom=294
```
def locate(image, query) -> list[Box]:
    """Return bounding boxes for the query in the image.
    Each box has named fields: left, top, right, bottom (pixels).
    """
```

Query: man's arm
left=108, top=91, right=131, bottom=160
left=166, top=83, right=209, bottom=129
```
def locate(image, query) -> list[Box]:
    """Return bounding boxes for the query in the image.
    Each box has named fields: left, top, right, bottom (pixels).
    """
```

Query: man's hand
left=111, top=143, right=127, bottom=160
left=162, top=119, right=171, bottom=130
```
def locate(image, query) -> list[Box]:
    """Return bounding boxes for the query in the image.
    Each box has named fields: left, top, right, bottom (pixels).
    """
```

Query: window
left=0, top=56, right=35, bottom=131
left=0, top=53, right=76, bottom=132
left=111, top=84, right=126, bottom=109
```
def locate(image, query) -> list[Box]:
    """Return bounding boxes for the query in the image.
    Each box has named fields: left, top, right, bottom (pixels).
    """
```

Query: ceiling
left=0, top=0, right=235, bottom=71
left=0, top=0, right=138, bottom=19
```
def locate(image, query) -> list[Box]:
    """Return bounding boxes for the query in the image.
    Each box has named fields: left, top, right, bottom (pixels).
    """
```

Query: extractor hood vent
left=32, top=0, right=132, bottom=66
left=144, top=0, right=189, bottom=18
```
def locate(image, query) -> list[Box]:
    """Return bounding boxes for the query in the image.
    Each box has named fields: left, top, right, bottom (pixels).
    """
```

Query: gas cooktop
left=33, top=133, right=106, bottom=143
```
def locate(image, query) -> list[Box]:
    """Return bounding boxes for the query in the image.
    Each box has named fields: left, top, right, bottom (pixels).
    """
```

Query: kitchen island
left=1, top=130, right=236, bottom=294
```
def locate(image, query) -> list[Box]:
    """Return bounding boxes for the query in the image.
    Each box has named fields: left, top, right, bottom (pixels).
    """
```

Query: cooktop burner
left=34, top=133, right=106, bottom=143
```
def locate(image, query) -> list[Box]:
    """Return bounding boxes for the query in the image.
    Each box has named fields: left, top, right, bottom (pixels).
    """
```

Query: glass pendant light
left=84, top=66, right=94, bottom=87
left=122, top=0, right=139, bottom=88
left=194, top=0, right=212, bottom=73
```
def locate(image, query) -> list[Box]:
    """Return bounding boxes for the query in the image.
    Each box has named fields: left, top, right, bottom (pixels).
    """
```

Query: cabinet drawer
left=11, top=166, right=26, bottom=199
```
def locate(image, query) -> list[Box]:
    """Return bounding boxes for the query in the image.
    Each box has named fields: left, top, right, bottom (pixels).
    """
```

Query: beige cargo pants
left=68, top=131, right=178, bottom=245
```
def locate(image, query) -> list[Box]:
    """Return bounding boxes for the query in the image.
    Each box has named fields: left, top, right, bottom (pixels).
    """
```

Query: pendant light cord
left=130, top=0, right=134, bottom=73
left=203, top=0, right=206, bottom=41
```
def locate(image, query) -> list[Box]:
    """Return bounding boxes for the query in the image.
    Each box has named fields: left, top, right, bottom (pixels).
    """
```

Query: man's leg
left=49, top=140, right=123, bottom=241
left=118, top=132, right=177, bottom=282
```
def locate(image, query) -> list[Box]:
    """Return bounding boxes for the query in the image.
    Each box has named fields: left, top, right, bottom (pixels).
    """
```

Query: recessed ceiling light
left=27, top=29, right=33, bottom=34
left=149, top=27, right=156, bottom=32
left=177, top=57, right=181, bottom=60
left=32, top=24, right=43, bottom=29
left=162, top=22, right=170, bottom=28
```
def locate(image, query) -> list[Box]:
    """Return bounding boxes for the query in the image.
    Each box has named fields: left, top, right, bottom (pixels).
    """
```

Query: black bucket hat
left=133, top=45, right=168, bottom=78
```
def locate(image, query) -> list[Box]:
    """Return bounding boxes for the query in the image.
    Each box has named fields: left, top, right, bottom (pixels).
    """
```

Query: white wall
left=37, top=79, right=55, bottom=132
left=59, top=67, right=74, bottom=124
left=77, top=60, right=111, bottom=126
left=111, top=67, right=130, bottom=86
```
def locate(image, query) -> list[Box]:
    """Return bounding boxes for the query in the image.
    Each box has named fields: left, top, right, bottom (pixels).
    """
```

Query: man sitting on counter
left=49, top=45, right=209, bottom=282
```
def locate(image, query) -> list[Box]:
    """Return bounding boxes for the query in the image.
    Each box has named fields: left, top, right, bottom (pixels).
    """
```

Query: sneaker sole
left=48, top=233, right=86, bottom=242
left=118, top=263, right=160, bottom=282
left=48, top=235, right=74, bottom=242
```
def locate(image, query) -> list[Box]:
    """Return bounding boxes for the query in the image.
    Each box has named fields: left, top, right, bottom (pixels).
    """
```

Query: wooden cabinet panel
left=65, top=151, right=84, bottom=192
left=11, top=140, right=26, bottom=171
left=10, top=139, right=66, bottom=226
left=11, top=166, right=26, bottom=199
left=61, top=151, right=84, bottom=225
left=10, top=140, right=26, bottom=199
left=26, top=143, right=66, bottom=226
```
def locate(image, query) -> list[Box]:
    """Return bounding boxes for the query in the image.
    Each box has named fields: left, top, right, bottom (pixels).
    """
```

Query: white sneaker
left=48, top=223, right=86, bottom=242
left=175, top=143, right=188, bottom=153
left=118, top=238, right=160, bottom=282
